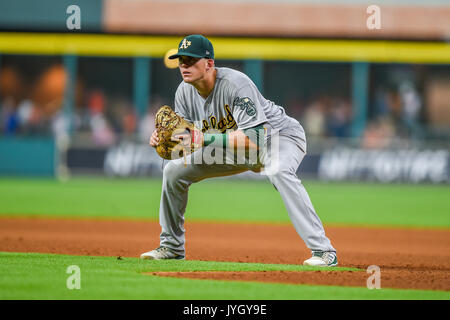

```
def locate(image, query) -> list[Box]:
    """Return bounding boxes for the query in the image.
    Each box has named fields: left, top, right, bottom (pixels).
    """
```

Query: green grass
left=1, top=252, right=448, bottom=300
left=0, top=177, right=449, bottom=228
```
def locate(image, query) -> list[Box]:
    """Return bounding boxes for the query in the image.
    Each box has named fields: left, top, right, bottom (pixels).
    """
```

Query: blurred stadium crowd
left=0, top=57, right=445, bottom=149
left=0, top=0, right=449, bottom=181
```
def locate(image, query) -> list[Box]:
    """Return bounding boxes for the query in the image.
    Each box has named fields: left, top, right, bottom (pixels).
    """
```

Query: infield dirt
left=0, top=217, right=449, bottom=291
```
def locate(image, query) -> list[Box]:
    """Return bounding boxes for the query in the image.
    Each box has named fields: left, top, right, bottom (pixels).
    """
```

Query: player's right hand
left=149, top=129, right=160, bottom=147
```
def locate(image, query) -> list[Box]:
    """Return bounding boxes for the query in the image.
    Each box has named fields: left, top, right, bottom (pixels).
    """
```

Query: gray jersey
left=174, top=67, right=304, bottom=139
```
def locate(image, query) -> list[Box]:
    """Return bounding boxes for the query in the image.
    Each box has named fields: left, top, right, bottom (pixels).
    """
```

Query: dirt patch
left=0, top=216, right=449, bottom=290
left=152, top=269, right=450, bottom=291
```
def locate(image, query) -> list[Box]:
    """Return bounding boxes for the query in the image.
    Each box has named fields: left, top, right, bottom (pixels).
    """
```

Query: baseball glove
left=154, top=105, right=202, bottom=160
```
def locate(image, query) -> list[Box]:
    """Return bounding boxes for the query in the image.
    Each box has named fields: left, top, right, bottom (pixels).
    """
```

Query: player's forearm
left=204, top=125, right=263, bottom=150
left=229, top=130, right=259, bottom=150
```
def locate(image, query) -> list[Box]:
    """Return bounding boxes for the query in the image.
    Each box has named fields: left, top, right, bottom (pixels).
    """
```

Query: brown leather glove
left=154, top=105, right=202, bottom=160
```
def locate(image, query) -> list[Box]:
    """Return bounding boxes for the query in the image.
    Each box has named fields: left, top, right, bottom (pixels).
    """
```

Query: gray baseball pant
left=158, top=126, right=336, bottom=256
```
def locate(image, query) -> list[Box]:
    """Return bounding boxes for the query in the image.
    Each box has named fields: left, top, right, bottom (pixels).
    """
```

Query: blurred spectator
left=17, top=99, right=44, bottom=134
left=301, top=95, right=352, bottom=139
left=386, top=89, right=402, bottom=123
left=362, top=117, right=396, bottom=149
left=326, top=98, right=351, bottom=138
left=73, top=104, right=91, bottom=133
left=138, top=104, right=158, bottom=143
left=399, top=81, right=422, bottom=138
left=373, top=86, right=390, bottom=118
left=107, top=96, right=137, bottom=137
left=51, top=111, right=70, bottom=141
left=368, top=80, right=424, bottom=141
left=0, top=63, right=68, bottom=136
left=1, top=96, right=20, bottom=134
left=122, top=110, right=137, bottom=135
left=302, top=99, right=326, bottom=137
left=32, top=64, right=66, bottom=118
left=138, top=96, right=164, bottom=143
left=87, top=90, right=116, bottom=146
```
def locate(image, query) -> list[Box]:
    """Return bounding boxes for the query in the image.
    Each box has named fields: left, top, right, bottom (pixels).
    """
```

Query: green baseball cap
left=168, top=35, right=214, bottom=60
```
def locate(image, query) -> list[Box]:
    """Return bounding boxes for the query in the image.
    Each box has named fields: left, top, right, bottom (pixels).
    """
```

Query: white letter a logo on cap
left=180, top=39, right=192, bottom=49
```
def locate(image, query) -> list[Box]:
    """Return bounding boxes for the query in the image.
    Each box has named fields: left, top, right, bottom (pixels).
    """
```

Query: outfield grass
left=1, top=252, right=448, bottom=300
left=0, top=177, right=449, bottom=228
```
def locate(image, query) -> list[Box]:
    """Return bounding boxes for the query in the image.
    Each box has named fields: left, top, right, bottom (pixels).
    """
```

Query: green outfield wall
left=0, top=137, right=56, bottom=176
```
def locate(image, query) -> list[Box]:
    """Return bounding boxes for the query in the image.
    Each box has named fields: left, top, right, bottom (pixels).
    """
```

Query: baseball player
left=140, top=35, right=337, bottom=267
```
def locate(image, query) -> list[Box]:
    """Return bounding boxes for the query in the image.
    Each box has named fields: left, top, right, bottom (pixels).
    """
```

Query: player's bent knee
left=266, top=169, right=299, bottom=185
left=162, top=160, right=194, bottom=188
left=163, top=161, right=183, bottom=181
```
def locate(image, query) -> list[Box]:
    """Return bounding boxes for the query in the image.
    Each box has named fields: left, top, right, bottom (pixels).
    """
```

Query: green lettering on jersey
left=201, top=104, right=237, bottom=133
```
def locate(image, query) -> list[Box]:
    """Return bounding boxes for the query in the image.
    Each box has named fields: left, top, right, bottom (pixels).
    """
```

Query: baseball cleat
left=140, top=246, right=185, bottom=260
left=303, top=251, right=338, bottom=267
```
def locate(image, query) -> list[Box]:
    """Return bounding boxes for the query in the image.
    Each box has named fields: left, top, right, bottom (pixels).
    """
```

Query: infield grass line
left=1, top=252, right=449, bottom=300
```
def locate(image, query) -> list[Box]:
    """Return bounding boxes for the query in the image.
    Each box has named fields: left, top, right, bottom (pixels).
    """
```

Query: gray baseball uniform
left=158, top=67, right=335, bottom=256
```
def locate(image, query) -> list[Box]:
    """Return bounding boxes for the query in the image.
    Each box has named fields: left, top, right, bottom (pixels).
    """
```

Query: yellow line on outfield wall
left=1, top=33, right=450, bottom=63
